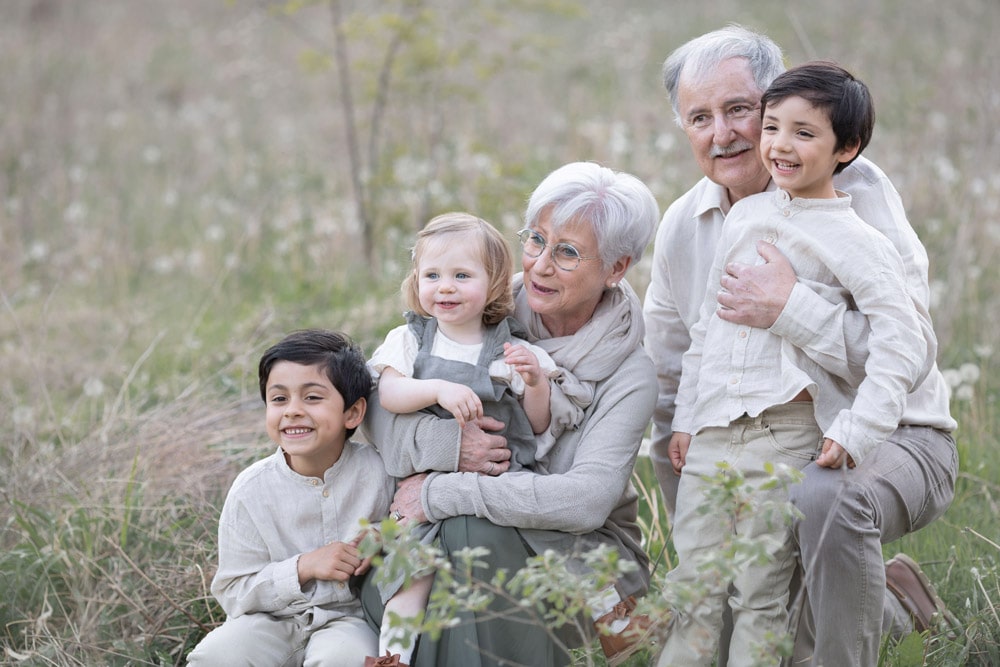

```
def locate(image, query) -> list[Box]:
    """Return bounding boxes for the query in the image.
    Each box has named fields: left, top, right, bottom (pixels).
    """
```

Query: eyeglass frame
left=516, top=228, right=599, bottom=272
left=684, top=102, right=761, bottom=132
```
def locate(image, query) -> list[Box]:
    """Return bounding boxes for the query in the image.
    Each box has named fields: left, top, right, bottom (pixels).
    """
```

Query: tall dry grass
left=1, top=0, right=998, bottom=664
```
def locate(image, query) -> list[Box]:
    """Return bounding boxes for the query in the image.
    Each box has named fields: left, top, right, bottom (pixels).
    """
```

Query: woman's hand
left=391, top=473, right=430, bottom=524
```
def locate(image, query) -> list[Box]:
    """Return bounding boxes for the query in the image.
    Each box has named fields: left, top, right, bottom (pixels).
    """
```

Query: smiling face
left=264, top=361, right=365, bottom=478
left=520, top=210, right=629, bottom=337
left=415, top=237, right=490, bottom=343
left=759, top=95, right=859, bottom=200
left=677, top=57, right=772, bottom=205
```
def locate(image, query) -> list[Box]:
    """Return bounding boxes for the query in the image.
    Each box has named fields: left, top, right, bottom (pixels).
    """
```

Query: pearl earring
left=608, top=282, right=618, bottom=290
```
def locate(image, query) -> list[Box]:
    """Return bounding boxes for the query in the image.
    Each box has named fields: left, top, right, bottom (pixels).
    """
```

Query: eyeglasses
left=685, top=103, right=760, bottom=132
left=516, top=228, right=599, bottom=272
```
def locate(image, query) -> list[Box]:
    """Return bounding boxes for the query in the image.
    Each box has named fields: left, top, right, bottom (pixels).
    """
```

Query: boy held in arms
left=187, top=329, right=395, bottom=666
left=658, top=62, right=935, bottom=666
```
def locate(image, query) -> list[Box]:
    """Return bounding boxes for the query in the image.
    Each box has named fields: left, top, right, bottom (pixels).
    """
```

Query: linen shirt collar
left=693, top=177, right=780, bottom=219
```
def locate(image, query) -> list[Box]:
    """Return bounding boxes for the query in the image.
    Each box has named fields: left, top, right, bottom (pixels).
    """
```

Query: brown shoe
left=364, top=651, right=410, bottom=667
left=885, top=553, right=960, bottom=637
left=594, top=595, right=656, bottom=666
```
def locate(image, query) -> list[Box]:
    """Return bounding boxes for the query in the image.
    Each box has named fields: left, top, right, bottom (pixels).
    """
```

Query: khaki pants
left=658, top=403, right=822, bottom=667
left=187, top=612, right=377, bottom=666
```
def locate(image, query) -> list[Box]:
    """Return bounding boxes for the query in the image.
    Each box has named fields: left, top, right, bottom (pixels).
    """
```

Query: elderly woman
left=362, top=161, right=659, bottom=667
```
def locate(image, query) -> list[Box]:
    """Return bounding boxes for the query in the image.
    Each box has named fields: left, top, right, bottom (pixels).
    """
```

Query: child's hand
left=503, top=342, right=543, bottom=387
left=668, top=432, right=692, bottom=474
left=348, top=529, right=378, bottom=577
left=437, top=381, right=483, bottom=427
left=297, top=541, right=364, bottom=586
left=816, top=438, right=856, bottom=469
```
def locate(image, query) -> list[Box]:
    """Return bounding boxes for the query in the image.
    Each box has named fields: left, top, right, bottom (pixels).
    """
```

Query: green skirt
left=361, top=515, right=575, bottom=667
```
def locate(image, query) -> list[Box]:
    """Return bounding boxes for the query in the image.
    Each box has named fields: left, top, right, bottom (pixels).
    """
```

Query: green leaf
left=895, top=631, right=927, bottom=667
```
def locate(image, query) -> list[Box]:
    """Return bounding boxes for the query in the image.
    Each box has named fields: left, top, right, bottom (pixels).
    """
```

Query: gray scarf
left=512, top=273, right=646, bottom=459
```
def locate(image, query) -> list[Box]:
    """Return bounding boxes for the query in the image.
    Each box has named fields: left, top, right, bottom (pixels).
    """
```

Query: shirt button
left=782, top=209, right=790, bottom=217
left=766, top=234, right=777, bottom=243
left=322, top=490, right=329, bottom=498
left=739, top=330, right=748, bottom=338
left=729, top=377, right=739, bottom=385
left=310, top=479, right=320, bottom=486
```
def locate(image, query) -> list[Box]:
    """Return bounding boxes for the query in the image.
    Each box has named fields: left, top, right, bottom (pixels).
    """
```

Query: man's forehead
left=678, top=60, right=762, bottom=111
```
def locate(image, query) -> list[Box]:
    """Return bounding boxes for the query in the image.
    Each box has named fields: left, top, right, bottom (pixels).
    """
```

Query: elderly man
left=643, top=25, right=959, bottom=666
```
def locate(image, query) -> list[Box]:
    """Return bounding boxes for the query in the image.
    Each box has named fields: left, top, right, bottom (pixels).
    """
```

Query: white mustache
left=710, top=140, right=754, bottom=158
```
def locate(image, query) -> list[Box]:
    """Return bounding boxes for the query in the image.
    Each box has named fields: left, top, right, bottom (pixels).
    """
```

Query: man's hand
left=816, top=438, right=856, bottom=469
left=391, top=473, right=430, bottom=524
left=668, top=432, right=692, bottom=474
left=716, top=241, right=796, bottom=329
left=457, top=416, right=510, bottom=475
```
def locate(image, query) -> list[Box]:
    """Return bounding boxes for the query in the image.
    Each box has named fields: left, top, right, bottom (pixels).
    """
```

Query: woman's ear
left=609, top=256, right=632, bottom=285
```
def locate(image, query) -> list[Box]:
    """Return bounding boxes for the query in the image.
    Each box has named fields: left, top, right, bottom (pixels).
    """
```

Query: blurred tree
left=253, top=0, right=583, bottom=272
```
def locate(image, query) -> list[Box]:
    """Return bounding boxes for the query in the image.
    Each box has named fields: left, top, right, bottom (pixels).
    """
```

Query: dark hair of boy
left=258, top=329, right=374, bottom=438
left=760, top=60, right=875, bottom=174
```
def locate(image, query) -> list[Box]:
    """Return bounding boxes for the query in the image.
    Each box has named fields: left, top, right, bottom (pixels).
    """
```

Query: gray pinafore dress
left=374, top=313, right=543, bottom=604
left=407, top=311, right=538, bottom=472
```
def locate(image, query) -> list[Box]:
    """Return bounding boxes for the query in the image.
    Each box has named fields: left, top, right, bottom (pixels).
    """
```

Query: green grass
left=2, top=0, right=998, bottom=664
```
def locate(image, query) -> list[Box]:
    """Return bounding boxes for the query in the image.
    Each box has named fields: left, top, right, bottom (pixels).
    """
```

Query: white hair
left=524, top=161, right=658, bottom=267
left=662, top=24, right=785, bottom=125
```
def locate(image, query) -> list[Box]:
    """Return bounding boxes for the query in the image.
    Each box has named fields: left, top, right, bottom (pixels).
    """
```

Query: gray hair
left=524, top=161, right=658, bottom=267
left=662, top=24, right=785, bottom=126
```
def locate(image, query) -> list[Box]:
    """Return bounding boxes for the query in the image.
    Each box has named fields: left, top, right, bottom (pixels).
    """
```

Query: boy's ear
left=344, top=397, right=367, bottom=429
left=837, top=140, right=861, bottom=165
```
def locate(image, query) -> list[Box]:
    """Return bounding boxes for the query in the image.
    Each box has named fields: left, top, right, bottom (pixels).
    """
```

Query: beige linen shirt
left=643, top=157, right=956, bottom=467
left=210, top=442, right=394, bottom=629
left=673, top=188, right=930, bottom=464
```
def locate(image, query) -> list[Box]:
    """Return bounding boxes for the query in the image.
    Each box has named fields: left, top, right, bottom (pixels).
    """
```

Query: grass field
left=1, top=0, right=998, bottom=664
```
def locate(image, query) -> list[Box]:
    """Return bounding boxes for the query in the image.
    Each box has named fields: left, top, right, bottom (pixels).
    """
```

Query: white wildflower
left=13, top=405, right=33, bottom=427
left=153, top=256, right=175, bottom=274
left=205, top=225, right=225, bottom=242
left=27, top=242, right=49, bottom=262
left=959, top=363, right=981, bottom=384
left=610, top=121, right=629, bottom=156
left=83, top=377, right=105, bottom=398
left=941, top=368, right=962, bottom=389
left=216, top=198, right=237, bottom=217
left=142, top=145, right=162, bottom=164
left=655, top=132, right=676, bottom=153
left=64, top=201, right=87, bottom=223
